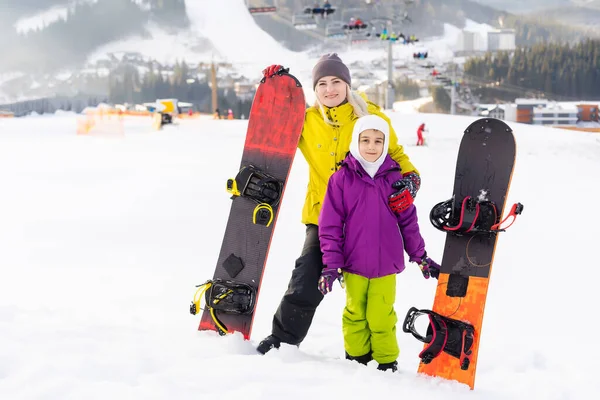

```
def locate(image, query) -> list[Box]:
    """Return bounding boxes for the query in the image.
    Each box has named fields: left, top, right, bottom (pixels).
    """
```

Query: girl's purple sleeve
left=318, top=174, right=346, bottom=270
left=397, top=204, right=426, bottom=262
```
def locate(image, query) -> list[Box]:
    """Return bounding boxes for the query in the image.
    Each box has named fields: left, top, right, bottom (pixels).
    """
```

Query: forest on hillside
left=464, top=39, right=600, bottom=101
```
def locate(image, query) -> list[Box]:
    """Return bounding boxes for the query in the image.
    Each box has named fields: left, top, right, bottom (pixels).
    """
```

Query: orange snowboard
left=416, top=118, right=518, bottom=389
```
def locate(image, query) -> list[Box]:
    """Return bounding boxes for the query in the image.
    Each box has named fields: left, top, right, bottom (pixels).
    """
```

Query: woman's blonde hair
left=314, top=84, right=369, bottom=126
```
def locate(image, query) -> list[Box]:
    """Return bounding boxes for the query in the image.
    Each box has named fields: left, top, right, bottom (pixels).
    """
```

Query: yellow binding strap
left=191, top=280, right=230, bottom=335
left=253, top=203, right=274, bottom=226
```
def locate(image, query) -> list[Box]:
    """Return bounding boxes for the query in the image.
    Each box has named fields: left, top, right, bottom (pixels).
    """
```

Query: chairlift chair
left=326, top=21, right=346, bottom=39
left=293, top=14, right=318, bottom=30
left=248, top=5, right=277, bottom=14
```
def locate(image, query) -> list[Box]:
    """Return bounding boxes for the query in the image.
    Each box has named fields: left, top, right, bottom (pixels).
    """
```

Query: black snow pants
left=271, top=224, right=325, bottom=345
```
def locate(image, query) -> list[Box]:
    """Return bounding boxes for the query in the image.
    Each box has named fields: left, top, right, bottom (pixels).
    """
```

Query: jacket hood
left=349, top=115, right=390, bottom=178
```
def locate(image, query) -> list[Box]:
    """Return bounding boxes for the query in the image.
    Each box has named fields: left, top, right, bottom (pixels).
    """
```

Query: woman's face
left=315, top=76, right=347, bottom=108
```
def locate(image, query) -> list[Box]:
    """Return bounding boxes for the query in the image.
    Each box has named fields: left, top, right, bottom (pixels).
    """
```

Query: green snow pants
left=342, top=272, right=399, bottom=364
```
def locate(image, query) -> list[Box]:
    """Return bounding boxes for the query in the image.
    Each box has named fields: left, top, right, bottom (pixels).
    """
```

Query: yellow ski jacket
left=298, top=101, right=418, bottom=226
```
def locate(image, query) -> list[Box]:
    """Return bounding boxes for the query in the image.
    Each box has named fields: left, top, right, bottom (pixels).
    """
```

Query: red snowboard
left=195, top=70, right=306, bottom=340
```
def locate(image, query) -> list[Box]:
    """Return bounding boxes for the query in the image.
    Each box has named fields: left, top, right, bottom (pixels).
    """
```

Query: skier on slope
left=257, top=54, right=423, bottom=356
left=416, top=122, right=426, bottom=146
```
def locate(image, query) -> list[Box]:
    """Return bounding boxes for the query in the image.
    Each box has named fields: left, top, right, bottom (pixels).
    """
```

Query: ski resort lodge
left=480, top=99, right=600, bottom=129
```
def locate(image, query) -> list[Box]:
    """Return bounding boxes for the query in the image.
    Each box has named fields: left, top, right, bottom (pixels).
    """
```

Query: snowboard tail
left=408, top=118, right=520, bottom=389
left=194, top=71, right=306, bottom=340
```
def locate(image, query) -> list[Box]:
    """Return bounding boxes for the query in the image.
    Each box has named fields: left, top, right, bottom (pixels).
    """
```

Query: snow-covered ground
left=0, top=109, right=598, bottom=399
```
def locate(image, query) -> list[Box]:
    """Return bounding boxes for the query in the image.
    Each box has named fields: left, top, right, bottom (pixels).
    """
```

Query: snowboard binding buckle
left=227, top=165, right=282, bottom=227
left=403, top=307, right=475, bottom=370
left=190, top=279, right=257, bottom=336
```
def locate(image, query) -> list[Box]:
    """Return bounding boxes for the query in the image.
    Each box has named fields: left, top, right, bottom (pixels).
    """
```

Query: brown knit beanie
left=311, top=53, right=351, bottom=89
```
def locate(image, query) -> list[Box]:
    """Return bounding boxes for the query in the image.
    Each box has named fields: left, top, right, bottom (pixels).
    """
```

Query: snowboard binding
left=190, top=279, right=256, bottom=336
left=227, top=165, right=283, bottom=227
left=430, top=195, right=523, bottom=236
left=403, top=307, right=475, bottom=370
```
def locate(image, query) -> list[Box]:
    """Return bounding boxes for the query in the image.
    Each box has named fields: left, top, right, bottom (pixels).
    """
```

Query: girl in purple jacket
left=317, top=114, right=440, bottom=372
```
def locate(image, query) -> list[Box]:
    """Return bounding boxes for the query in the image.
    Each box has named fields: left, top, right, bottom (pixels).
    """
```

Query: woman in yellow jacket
left=257, top=54, right=421, bottom=356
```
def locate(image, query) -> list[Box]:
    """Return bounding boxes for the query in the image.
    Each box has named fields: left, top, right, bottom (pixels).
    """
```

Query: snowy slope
left=13, top=5, right=70, bottom=34
left=87, top=1, right=311, bottom=72
left=0, top=110, right=598, bottom=399
left=86, top=0, right=462, bottom=98
left=4, top=0, right=470, bottom=106
left=12, top=0, right=102, bottom=34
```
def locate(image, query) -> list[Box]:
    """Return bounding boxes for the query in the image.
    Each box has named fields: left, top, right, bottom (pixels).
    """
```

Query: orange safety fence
left=76, top=108, right=124, bottom=136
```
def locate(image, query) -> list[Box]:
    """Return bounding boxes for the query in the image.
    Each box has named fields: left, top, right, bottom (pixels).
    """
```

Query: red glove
left=389, top=190, right=413, bottom=213
left=389, top=172, right=421, bottom=213
left=262, top=64, right=286, bottom=78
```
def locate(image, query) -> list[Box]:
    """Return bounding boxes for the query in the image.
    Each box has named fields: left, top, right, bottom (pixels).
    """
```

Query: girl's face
left=315, top=76, right=347, bottom=108
left=359, top=129, right=385, bottom=162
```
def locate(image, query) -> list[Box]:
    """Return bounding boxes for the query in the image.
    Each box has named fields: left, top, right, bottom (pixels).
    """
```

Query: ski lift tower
left=383, top=1, right=415, bottom=109
left=385, top=19, right=395, bottom=110
left=197, top=59, right=233, bottom=114
left=371, top=16, right=396, bottom=110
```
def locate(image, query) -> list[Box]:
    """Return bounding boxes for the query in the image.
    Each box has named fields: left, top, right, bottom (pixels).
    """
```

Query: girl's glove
left=389, top=172, right=421, bottom=213
left=411, top=253, right=441, bottom=279
left=318, top=267, right=344, bottom=295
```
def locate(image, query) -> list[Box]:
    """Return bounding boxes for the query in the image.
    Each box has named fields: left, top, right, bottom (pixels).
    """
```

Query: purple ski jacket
left=318, top=153, right=425, bottom=279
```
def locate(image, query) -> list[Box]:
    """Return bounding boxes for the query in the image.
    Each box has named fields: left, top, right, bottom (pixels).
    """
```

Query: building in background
left=487, top=29, right=516, bottom=52
left=454, top=28, right=516, bottom=55
left=498, top=99, right=600, bottom=127
left=532, top=105, right=578, bottom=126
left=504, top=99, right=549, bottom=124
left=486, top=105, right=505, bottom=119
left=455, top=30, right=487, bottom=54
left=576, top=104, right=599, bottom=122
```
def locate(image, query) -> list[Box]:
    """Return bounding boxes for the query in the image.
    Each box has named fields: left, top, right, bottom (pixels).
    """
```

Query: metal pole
left=386, top=24, right=395, bottom=110
left=348, top=30, right=352, bottom=52
left=450, top=63, right=456, bottom=115
left=211, top=61, right=218, bottom=114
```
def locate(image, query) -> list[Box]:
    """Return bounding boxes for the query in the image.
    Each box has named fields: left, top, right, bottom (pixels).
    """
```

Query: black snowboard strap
left=190, top=279, right=256, bottom=336
left=402, top=307, right=475, bottom=370
left=227, top=165, right=283, bottom=206
left=226, top=165, right=282, bottom=227
left=430, top=197, right=499, bottom=235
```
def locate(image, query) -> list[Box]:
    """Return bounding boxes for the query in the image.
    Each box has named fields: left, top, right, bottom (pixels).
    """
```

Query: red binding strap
left=444, top=197, right=479, bottom=233
left=418, top=314, right=448, bottom=363
left=444, top=197, right=470, bottom=231
left=491, top=203, right=523, bottom=231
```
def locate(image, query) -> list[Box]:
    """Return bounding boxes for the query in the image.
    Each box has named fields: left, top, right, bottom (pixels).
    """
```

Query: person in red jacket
left=416, top=122, right=426, bottom=146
